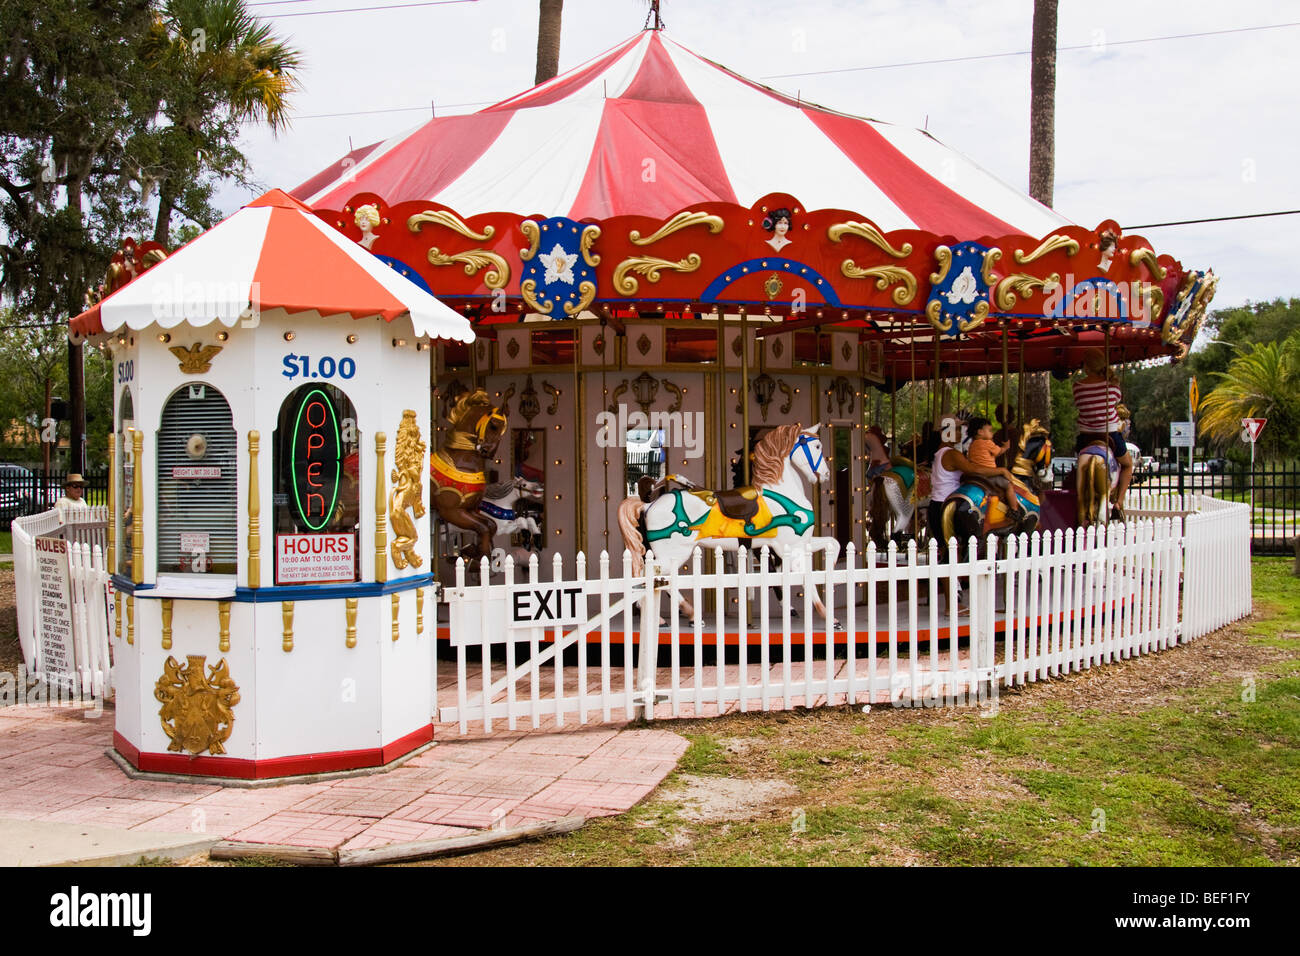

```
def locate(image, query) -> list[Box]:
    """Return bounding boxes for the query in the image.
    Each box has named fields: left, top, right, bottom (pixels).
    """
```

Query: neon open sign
left=290, top=388, right=341, bottom=530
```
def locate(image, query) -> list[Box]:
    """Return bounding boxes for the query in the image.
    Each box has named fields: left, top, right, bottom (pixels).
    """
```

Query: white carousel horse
left=617, top=423, right=841, bottom=621
left=869, top=458, right=930, bottom=547
left=480, top=476, right=544, bottom=537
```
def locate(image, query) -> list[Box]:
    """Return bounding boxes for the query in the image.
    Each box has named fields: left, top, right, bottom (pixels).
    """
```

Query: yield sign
left=1241, top=418, right=1267, bottom=442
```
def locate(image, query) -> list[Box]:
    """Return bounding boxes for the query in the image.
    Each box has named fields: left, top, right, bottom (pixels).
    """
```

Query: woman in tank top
left=926, top=425, right=1018, bottom=551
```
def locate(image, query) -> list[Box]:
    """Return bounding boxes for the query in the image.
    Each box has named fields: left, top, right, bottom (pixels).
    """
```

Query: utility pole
left=68, top=338, right=86, bottom=473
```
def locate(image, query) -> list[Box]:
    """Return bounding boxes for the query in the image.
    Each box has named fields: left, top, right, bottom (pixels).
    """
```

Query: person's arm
left=945, top=448, right=1014, bottom=481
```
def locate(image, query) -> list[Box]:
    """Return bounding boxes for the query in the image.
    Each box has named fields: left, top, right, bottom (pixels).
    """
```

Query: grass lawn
left=420, top=558, right=1300, bottom=867
left=0, top=531, right=10, bottom=554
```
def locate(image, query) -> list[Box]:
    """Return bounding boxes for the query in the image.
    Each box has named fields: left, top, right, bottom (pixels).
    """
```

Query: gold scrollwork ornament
left=826, top=221, right=913, bottom=258
left=612, top=254, right=702, bottom=296
left=155, top=655, right=240, bottom=756
left=995, top=273, right=1061, bottom=311
left=630, top=211, right=724, bottom=245
left=839, top=261, right=917, bottom=305
left=1013, top=234, right=1079, bottom=264
left=407, top=209, right=495, bottom=242
left=426, top=248, right=509, bottom=290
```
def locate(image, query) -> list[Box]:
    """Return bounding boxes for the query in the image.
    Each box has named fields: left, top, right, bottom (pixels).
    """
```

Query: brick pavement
left=0, top=702, right=687, bottom=858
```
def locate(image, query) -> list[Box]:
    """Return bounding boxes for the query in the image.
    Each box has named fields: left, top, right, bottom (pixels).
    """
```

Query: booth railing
left=10, top=506, right=112, bottom=698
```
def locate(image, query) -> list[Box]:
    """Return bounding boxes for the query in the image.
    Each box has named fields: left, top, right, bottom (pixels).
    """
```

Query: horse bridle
left=790, top=433, right=823, bottom=475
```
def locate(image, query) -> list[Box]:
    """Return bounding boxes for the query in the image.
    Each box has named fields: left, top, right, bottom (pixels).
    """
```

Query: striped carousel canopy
left=294, top=30, right=1068, bottom=238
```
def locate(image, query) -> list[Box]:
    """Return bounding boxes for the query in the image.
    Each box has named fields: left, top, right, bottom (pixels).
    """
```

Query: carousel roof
left=294, top=30, right=1068, bottom=238
left=70, top=189, right=474, bottom=342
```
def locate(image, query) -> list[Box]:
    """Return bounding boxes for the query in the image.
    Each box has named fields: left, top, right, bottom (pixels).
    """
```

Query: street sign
left=1241, top=417, right=1266, bottom=443
left=1170, top=421, right=1194, bottom=448
left=1189, top=377, right=1200, bottom=416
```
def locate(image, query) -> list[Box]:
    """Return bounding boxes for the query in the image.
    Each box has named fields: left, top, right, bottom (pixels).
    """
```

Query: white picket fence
left=438, top=496, right=1253, bottom=734
left=10, top=506, right=113, bottom=698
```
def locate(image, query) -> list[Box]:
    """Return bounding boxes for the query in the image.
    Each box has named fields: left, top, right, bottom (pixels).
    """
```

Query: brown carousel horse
left=430, top=388, right=508, bottom=557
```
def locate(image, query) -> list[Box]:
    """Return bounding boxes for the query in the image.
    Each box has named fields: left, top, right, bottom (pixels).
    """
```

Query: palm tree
left=141, top=0, right=302, bottom=245
left=1198, top=337, right=1300, bottom=459
left=1021, top=0, right=1058, bottom=429
left=535, top=0, right=564, bottom=85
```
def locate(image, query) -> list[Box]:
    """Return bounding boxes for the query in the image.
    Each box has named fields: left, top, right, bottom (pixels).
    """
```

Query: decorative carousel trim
left=131, top=430, right=144, bottom=585
left=826, top=221, right=912, bottom=258
left=247, top=431, right=261, bottom=589
left=839, top=261, right=917, bottom=306
left=520, top=278, right=552, bottom=316
left=218, top=601, right=231, bottom=653
left=127, top=595, right=135, bottom=645
left=161, top=599, right=173, bottom=650
left=416, top=586, right=424, bottom=635
left=426, top=248, right=509, bottom=289
left=106, top=434, right=115, bottom=577
left=374, top=432, right=388, bottom=584
left=520, top=220, right=541, bottom=260
left=1013, top=234, right=1079, bottom=264
left=170, top=343, right=223, bottom=374
left=580, top=223, right=602, bottom=267
left=930, top=245, right=952, bottom=286
left=1130, top=247, right=1168, bottom=281
left=981, top=248, right=1002, bottom=287
left=392, top=593, right=400, bottom=642
left=407, top=209, right=494, bottom=242
left=926, top=297, right=989, bottom=335
left=629, top=211, right=724, bottom=246
left=613, top=253, right=702, bottom=296
left=282, top=601, right=294, bottom=653
left=345, top=597, right=358, bottom=648
left=994, top=272, right=1061, bottom=311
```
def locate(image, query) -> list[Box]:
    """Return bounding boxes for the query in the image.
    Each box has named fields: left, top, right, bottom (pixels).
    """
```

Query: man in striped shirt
left=1072, top=348, right=1134, bottom=519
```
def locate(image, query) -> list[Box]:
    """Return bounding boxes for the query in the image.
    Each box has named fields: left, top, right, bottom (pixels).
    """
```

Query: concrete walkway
left=0, top=703, right=686, bottom=865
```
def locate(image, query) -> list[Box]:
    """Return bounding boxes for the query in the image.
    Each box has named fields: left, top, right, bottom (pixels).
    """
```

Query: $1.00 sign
left=282, top=353, right=357, bottom=381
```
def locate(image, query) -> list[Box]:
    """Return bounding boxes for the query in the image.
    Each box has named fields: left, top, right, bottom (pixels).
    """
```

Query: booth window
left=272, top=383, right=360, bottom=585
left=117, top=389, right=135, bottom=578
left=156, top=384, right=237, bottom=574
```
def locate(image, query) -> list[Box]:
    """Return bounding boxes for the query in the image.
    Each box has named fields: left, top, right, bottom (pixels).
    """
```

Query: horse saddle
left=638, top=473, right=699, bottom=503
left=690, top=485, right=762, bottom=522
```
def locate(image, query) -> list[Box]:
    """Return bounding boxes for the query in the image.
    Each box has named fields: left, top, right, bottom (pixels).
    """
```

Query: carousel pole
left=600, top=317, right=610, bottom=552
left=1001, top=326, right=1010, bottom=431
left=574, top=324, right=586, bottom=558
left=717, top=309, right=727, bottom=489
left=740, top=307, right=751, bottom=485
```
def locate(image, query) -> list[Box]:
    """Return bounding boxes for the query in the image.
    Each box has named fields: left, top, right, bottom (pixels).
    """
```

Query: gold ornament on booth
left=155, top=655, right=240, bottom=756
left=389, top=410, right=427, bottom=571
left=170, top=343, right=223, bottom=374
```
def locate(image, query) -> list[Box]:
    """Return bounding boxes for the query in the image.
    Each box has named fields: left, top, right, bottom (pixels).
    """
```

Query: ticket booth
left=70, top=189, right=473, bottom=778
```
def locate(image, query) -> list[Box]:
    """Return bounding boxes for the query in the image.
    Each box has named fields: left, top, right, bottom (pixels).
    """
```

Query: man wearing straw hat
left=56, top=473, right=89, bottom=514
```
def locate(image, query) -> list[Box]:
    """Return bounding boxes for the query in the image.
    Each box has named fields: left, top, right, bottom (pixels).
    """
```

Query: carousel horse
left=939, top=421, right=1054, bottom=555
left=617, top=423, right=841, bottom=620
left=1075, top=439, right=1121, bottom=527
left=868, top=456, right=931, bottom=548
left=1075, top=404, right=1131, bottom=527
left=480, top=476, right=544, bottom=538
left=429, top=388, right=508, bottom=557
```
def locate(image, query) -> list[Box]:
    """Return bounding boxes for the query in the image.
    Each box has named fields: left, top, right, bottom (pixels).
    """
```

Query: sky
left=225, top=0, right=1300, bottom=310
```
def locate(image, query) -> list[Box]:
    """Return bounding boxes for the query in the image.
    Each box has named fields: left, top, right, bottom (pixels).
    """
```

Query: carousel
left=61, top=20, right=1220, bottom=776
left=292, top=25, right=1215, bottom=591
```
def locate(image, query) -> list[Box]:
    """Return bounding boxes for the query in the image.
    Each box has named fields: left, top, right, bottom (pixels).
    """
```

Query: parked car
left=0, top=464, right=57, bottom=522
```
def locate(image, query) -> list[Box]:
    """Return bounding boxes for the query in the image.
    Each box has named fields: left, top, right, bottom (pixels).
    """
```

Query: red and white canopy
left=71, top=189, right=474, bottom=341
left=295, top=30, right=1068, bottom=237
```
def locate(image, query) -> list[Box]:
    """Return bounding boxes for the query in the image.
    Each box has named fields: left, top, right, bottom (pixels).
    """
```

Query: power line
left=294, top=99, right=497, bottom=120
left=1124, top=209, right=1300, bottom=230
left=260, top=0, right=477, bottom=19
left=762, top=21, right=1300, bottom=80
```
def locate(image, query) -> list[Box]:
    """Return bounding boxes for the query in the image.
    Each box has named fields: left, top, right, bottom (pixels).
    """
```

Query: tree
left=1198, top=335, right=1300, bottom=460
left=139, top=0, right=301, bottom=245
left=535, top=0, right=564, bottom=85
left=1021, top=0, right=1059, bottom=429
